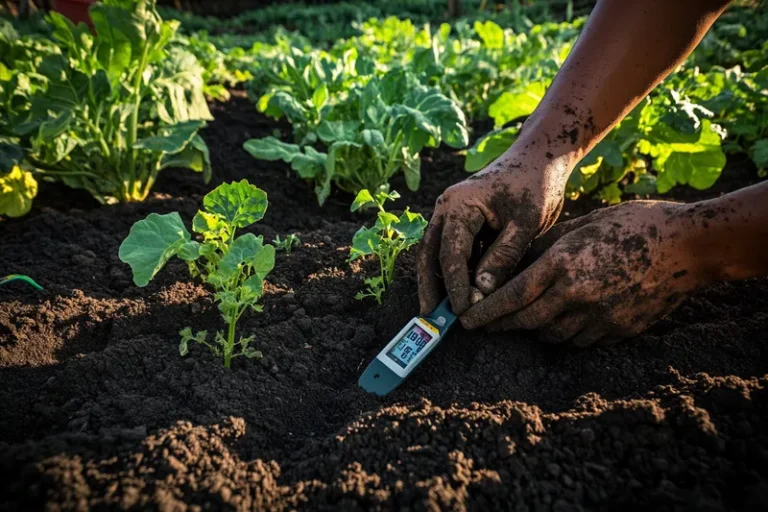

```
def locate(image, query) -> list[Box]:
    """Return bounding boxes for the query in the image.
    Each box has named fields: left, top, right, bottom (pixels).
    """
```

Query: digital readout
left=386, top=324, right=434, bottom=369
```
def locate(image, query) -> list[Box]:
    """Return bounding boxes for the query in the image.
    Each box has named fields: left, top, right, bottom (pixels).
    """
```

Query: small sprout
left=273, top=233, right=301, bottom=254
left=349, top=189, right=426, bottom=304
left=120, top=180, right=275, bottom=368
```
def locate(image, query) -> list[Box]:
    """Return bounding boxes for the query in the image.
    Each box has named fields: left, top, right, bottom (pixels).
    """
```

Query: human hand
left=418, top=146, right=573, bottom=316
left=460, top=201, right=708, bottom=346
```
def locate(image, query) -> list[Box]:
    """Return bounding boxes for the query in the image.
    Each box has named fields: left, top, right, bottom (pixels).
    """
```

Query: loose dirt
left=1, top=93, right=767, bottom=511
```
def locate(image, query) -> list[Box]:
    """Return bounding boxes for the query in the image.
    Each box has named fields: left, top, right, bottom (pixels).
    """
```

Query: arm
left=418, top=0, right=733, bottom=316
left=459, top=181, right=768, bottom=345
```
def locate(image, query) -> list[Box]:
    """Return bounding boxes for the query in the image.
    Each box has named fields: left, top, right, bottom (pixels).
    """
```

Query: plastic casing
left=375, top=317, right=442, bottom=378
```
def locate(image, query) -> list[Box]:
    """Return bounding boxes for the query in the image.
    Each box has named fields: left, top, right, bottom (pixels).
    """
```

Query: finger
left=572, top=325, right=613, bottom=348
left=537, top=312, right=589, bottom=344
left=485, top=285, right=569, bottom=332
left=439, top=211, right=485, bottom=315
left=527, top=211, right=602, bottom=261
left=474, top=223, right=531, bottom=295
left=460, top=251, right=560, bottom=329
left=418, top=214, right=445, bottom=315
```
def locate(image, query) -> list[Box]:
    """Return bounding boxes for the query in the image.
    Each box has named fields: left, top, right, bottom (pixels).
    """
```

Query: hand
left=418, top=146, right=573, bottom=316
left=460, top=201, right=708, bottom=346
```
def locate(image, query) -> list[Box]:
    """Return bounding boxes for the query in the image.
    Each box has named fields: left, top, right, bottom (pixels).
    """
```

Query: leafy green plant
left=245, top=68, right=468, bottom=205
left=119, top=180, right=275, bottom=368
left=348, top=189, right=426, bottom=303
left=0, top=0, right=212, bottom=216
left=273, top=233, right=301, bottom=254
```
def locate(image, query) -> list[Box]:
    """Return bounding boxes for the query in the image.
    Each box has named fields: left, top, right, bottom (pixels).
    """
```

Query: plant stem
left=224, top=315, right=237, bottom=368
left=124, top=44, right=151, bottom=200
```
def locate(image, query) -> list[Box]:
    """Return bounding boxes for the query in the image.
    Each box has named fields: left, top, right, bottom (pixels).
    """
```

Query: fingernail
left=476, top=272, right=496, bottom=294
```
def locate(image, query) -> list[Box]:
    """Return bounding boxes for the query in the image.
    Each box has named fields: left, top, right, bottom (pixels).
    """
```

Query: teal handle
left=0, top=274, right=44, bottom=291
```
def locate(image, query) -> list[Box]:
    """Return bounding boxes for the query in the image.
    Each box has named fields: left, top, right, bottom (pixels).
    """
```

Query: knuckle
left=516, top=306, right=544, bottom=330
left=502, top=279, right=526, bottom=306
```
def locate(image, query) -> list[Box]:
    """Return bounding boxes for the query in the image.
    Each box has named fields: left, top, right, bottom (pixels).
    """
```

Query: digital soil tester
left=359, top=298, right=457, bottom=396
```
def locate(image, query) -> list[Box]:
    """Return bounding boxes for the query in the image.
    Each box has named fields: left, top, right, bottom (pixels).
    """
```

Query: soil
left=1, top=92, right=767, bottom=511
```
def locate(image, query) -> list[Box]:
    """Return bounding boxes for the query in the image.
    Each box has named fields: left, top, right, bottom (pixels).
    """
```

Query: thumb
left=474, top=223, right=531, bottom=295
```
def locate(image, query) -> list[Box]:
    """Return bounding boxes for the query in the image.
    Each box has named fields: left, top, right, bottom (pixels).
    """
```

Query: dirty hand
left=460, top=201, right=707, bottom=346
left=418, top=146, right=573, bottom=316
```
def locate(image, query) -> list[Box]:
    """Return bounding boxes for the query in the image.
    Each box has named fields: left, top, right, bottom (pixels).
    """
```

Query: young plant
left=1, top=0, right=212, bottom=214
left=348, top=189, right=426, bottom=303
left=244, top=68, right=469, bottom=205
left=119, top=180, right=275, bottom=368
left=273, top=233, right=301, bottom=254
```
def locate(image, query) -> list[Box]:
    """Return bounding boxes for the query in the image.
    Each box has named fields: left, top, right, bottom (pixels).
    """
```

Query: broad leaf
left=134, top=120, right=205, bottom=153
left=465, top=126, right=519, bottom=172
left=351, top=189, right=376, bottom=212
left=349, top=226, right=382, bottom=261
left=118, top=212, right=191, bottom=287
left=394, top=209, right=427, bottom=243
left=488, top=82, right=547, bottom=128
left=243, top=137, right=301, bottom=162
left=0, top=142, right=24, bottom=174
left=316, top=120, right=360, bottom=143
left=203, top=180, right=268, bottom=229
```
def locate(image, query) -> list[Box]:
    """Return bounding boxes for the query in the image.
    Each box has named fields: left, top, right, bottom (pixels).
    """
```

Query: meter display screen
left=386, top=324, right=434, bottom=369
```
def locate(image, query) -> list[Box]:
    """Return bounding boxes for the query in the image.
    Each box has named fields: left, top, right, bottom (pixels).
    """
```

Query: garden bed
left=1, top=93, right=767, bottom=510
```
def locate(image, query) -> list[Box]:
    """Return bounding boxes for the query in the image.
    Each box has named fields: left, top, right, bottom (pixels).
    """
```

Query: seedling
left=0, top=274, right=43, bottom=291
left=273, top=233, right=301, bottom=254
left=348, top=189, right=426, bottom=303
left=119, top=180, right=275, bottom=368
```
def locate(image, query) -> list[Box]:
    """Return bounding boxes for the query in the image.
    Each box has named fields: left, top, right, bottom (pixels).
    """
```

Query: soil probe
left=359, top=298, right=456, bottom=396
left=0, top=274, right=44, bottom=291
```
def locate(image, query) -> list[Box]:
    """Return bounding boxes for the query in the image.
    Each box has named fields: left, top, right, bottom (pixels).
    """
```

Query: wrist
left=674, top=200, right=754, bottom=285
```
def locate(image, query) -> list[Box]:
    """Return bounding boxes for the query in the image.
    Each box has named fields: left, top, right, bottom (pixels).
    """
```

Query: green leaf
left=203, top=180, right=268, bottom=229
left=465, top=126, right=519, bottom=172
left=192, top=211, right=227, bottom=236
left=0, top=166, right=37, bottom=218
left=394, top=209, right=427, bottom=243
left=488, top=82, right=547, bottom=128
left=351, top=189, right=376, bottom=212
left=312, top=84, right=328, bottom=109
left=243, top=137, right=301, bottom=162
left=750, top=139, right=768, bottom=169
left=179, top=241, right=201, bottom=261
left=316, top=120, right=360, bottom=143
left=349, top=226, right=381, bottom=261
left=290, top=146, right=326, bottom=179
left=118, top=212, right=191, bottom=287
left=134, top=120, right=205, bottom=153
left=160, top=134, right=212, bottom=182
left=474, top=20, right=504, bottom=50
left=0, top=142, right=24, bottom=174
left=217, top=234, right=275, bottom=281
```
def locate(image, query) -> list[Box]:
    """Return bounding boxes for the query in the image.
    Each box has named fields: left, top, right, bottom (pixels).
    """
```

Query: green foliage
left=348, top=189, right=426, bottom=303
left=245, top=67, right=468, bottom=205
left=119, top=180, right=274, bottom=368
left=0, top=0, right=212, bottom=216
left=273, top=233, right=301, bottom=254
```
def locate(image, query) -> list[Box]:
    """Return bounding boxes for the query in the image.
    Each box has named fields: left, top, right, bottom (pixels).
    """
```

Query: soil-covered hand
left=460, top=201, right=707, bottom=346
left=418, top=147, right=573, bottom=316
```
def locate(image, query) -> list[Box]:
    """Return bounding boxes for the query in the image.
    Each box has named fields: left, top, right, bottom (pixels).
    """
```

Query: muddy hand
left=417, top=147, right=572, bottom=316
left=460, top=201, right=710, bottom=346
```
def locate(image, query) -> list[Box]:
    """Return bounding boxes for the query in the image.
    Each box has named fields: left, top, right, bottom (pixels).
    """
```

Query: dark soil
left=1, top=92, right=767, bottom=511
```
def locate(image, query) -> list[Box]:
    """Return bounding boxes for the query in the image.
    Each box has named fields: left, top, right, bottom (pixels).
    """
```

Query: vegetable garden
left=1, top=0, right=768, bottom=509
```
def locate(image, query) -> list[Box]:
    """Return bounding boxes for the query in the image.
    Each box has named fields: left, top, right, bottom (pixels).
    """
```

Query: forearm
left=683, top=181, right=768, bottom=284
left=513, top=0, right=732, bottom=169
